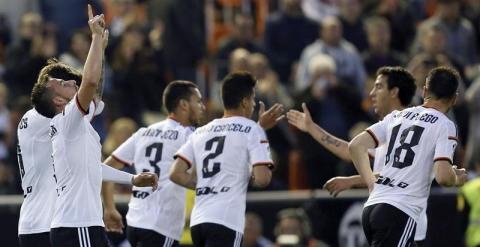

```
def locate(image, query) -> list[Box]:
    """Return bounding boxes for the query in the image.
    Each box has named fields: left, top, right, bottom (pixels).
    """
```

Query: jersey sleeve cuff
left=434, top=157, right=453, bottom=165
left=75, top=95, right=89, bottom=115
left=365, top=129, right=379, bottom=148
left=111, top=154, right=132, bottom=167
left=252, top=161, right=275, bottom=170
left=448, top=136, right=459, bottom=142
left=174, top=154, right=193, bottom=169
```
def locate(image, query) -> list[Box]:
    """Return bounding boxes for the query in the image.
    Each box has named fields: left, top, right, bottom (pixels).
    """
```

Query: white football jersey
left=17, top=109, right=56, bottom=234
left=176, top=116, right=273, bottom=233
left=365, top=106, right=457, bottom=222
left=17, top=100, right=104, bottom=234
left=371, top=144, right=427, bottom=240
left=49, top=95, right=104, bottom=228
left=112, top=118, right=193, bottom=240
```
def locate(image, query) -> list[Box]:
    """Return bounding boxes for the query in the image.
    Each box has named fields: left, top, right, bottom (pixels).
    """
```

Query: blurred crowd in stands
left=0, top=0, right=479, bottom=194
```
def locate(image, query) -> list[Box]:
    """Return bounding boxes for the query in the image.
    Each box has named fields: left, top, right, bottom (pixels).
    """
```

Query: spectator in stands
left=413, top=0, right=477, bottom=67
left=465, top=75, right=480, bottom=170
left=296, top=16, right=366, bottom=95
left=264, top=0, right=318, bottom=84
left=216, top=13, right=263, bottom=80
left=109, top=0, right=137, bottom=38
left=338, top=0, right=368, bottom=52
left=5, top=13, right=57, bottom=98
left=39, top=0, right=103, bottom=53
left=249, top=53, right=294, bottom=189
left=273, top=208, right=328, bottom=247
left=244, top=212, right=273, bottom=247
left=163, top=0, right=206, bottom=81
left=0, top=83, right=10, bottom=161
left=364, top=0, right=416, bottom=52
left=60, top=28, right=90, bottom=71
left=294, top=54, right=366, bottom=188
left=0, top=160, right=15, bottom=194
left=362, top=16, right=403, bottom=77
left=110, top=24, right=166, bottom=123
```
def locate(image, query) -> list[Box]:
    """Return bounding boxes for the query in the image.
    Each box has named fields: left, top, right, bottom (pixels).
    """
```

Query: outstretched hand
left=104, top=208, right=124, bottom=233
left=258, top=101, right=285, bottom=130
left=87, top=4, right=105, bottom=36
left=287, top=103, right=314, bottom=132
left=132, top=172, right=159, bottom=191
left=323, top=176, right=354, bottom=197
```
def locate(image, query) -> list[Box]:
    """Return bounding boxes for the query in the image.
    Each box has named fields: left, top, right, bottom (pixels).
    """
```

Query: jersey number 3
left=145, top=143, right=162, bottom=177
left=202, top=136, right=226, bottom=178
left=385, top=124, right=424, bottom=169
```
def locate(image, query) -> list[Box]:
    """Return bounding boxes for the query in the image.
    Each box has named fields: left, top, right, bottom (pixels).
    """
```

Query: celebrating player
left=349, top=66, right=467, bottom=246
left=170, top=71, right=276, bottom=247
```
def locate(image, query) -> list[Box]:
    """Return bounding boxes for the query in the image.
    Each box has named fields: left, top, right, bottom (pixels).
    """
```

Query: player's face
left=187, top=88, right=205, bottom=126
left=48, top=77, right=78, bottom=108
left=369, top=75, right=391, bottom=118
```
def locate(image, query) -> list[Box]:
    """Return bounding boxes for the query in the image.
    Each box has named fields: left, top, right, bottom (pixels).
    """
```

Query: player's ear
left=390, top=87, right=399, bottom=98
left=179, top=99, right=189, bottom=111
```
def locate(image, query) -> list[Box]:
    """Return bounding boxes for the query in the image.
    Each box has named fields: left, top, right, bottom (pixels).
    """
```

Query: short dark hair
left=376, top=66, right=416, bottom=106
left=162, top=80, right=198, bottom=113
left=425, top=66, right=460, bottom=100
left=31, top=59, right=82, bottom=118
left=221, top=71, right=256, bottom=110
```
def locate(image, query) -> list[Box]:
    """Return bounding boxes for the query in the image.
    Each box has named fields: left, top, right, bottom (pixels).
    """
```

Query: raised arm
left=77, top=4, right=106, bottom=111
left=349, top=131, right=378, bottom=192
left=287, top=103, right=351, bottom=161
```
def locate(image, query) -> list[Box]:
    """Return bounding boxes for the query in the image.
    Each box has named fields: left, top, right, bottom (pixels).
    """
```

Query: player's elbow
left=168, top=167, right=182, bottom=186
left=348, top=138, right=359, bottom=155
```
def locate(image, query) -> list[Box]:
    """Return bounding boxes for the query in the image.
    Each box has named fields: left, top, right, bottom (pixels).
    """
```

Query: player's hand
left=323, top=176, right=354, bottom=197
left=453, top=165, right=468, bottom=187
left=104, top=208, right=124, bottom=233
left=132, top=172, right=159, bottom=190
left=102, top=29, right=109, bottom=50
left=258, top=101, right=285, bottom=130
left=287, top=103, right=314, bottom=133
left=87, top=4, right=105, bottom=36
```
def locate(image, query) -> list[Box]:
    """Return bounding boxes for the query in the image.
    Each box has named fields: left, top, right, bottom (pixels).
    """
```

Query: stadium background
left=0, top=0, right=478, bottom=246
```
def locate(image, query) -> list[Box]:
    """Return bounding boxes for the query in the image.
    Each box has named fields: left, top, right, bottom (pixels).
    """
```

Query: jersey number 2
left=202, top=136, right=226, bottom=178
left=145, top=143, right=162, bottom=177
left=385, top=124, right=424, bottom=169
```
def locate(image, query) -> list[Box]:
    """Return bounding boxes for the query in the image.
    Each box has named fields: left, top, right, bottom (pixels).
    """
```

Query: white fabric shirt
left=371, top=144, right=427, bottom=240
left=17, top=101, right=103, bottom=234
left=365, top=106, right=457, bottom=223
left=50, top=96, right=104, bottom=228
left=17, top=109, right=56, bottom=234
left=176, top=117, right=273, bottom=233
left=112, top=118, right=193, bottom=240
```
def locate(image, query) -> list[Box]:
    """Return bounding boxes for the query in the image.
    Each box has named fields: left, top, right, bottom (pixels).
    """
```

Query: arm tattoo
left=95, top=58, right=105, bottom=100
left=320, top=135, right=342, bottom=147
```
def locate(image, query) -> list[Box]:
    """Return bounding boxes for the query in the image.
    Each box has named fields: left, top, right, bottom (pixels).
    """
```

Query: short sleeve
left=175, top=134, right=195, bottom=169
left=434, top=121, right=458, bottom=165
left=366, top=111, right=396, bottom=148
left=111, top=129, right=141, bottom=166
left=57, top=94, right=88, bottom=136
left=248, top=125, right=274, bottom=169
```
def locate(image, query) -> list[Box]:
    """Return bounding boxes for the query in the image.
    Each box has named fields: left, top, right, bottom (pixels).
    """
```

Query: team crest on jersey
left=49, top=125, right=58, bottom=138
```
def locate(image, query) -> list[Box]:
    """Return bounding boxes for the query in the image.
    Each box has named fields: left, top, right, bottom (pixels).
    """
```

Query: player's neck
left=168, top=113, right=189, bottom=127
left=223, top=109, right=247, bottom=118
left=422, top=99, right=449, bottom=113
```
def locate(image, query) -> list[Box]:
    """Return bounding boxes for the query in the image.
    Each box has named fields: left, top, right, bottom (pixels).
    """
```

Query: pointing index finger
left=88, top=4, right=94, bottom=20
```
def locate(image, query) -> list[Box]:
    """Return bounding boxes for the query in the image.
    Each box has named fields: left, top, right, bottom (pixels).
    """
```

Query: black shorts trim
left=19, top=232, right=51, bottom=247
left=362, top=203, right=416, bottom=247
left=50, top=226, right=111, bottom=247
left=126, top=226, right=178, bottom=247
left=191, top=223, right=243, bottom=247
